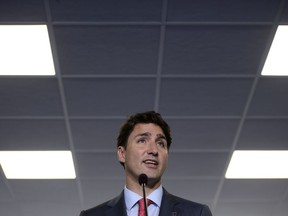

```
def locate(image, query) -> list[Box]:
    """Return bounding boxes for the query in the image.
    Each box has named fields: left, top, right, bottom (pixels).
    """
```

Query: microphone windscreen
left=138, top=173, right=148, bottom=185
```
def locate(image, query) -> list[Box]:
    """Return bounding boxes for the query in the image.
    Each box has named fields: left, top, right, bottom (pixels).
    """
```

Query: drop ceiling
left=0, top=0, right=288, bottom=216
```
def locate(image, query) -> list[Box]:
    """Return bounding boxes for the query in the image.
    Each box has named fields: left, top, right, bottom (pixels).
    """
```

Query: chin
left=146, top=173, right=161, bottom=181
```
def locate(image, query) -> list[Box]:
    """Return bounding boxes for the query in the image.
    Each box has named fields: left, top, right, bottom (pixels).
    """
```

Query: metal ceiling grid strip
left=154, top=0, right=168, bottom=111
left=0, top=163, right=23, bottom=215
left=271, top=185, right=288, bottom=215
left=210, top=0, right=288, bottom=213
left=43, top=0, right=85, bottom=210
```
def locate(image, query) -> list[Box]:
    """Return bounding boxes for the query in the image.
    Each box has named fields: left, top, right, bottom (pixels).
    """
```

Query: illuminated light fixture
left=0, top=151, right=76, bottom=179
left=0, top=25, right=55, bottom=76
left=225, top=150, right=288, bottom=179
left=261, top=25, right=288, bottom=76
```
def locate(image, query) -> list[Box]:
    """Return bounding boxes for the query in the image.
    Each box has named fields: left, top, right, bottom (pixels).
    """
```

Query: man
left=80, top=111, right=212, bottom=216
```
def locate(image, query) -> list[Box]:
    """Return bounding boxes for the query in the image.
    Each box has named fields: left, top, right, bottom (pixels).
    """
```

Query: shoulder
left=163, top=190, right=212, bottom=216
left=79, top=192, right=124, bottom=216
left=79, top=200, right=111, bottom=216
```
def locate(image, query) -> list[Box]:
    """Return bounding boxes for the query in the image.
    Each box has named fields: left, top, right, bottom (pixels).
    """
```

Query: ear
left=117, top=146, right=126, bottom=164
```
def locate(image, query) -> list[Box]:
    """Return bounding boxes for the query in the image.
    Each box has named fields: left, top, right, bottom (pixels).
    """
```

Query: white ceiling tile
left=63, top=78, right=156, bottom=116
left=9, top=180, right=80, bottom=203
left=0, top=202, right=23, bottom=216
left=214, top=201, right=275, bottom=216
left=0, top=180, right=14, bottom=203
left=0, top=0, right=45, bottom=21
left=167, top=119, right=239, bottom=150
left=54, top=26, right=160, bottom=75
left=20, top=202, right=81, bottom=216
left=0, top=119, right=69, bottom=150
left=76, top=152, right=123, bottom=178
left=50, top=0, right=162, bottom=22
left=0, top=78, right=63, bottom=116
left=162, top=178, right=219, bottom=202
left=163, top=26, right=271, bottom=75
left=80, top=178, right=125, bottom=209
left=167, top=0, right=281, bottom=22
left=273, top=193, right=288, bottom=216
left=71, top=119, right=123, bottom=151
left=238, top=119, right=288, bottom=149
left=248, top=78, right=288, bottom=116
left=220, top=179, right=288, bottom=201
left=159, top=78, right=253, bottom=116
left=165, top=152, right=228, bottom=177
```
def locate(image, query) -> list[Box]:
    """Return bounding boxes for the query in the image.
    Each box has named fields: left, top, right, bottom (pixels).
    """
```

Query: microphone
left=138, top=173, right=148, bottom=185
left=138, top=174, right=148, bottom=216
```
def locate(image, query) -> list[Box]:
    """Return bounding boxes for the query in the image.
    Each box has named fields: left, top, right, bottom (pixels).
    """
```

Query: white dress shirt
left=124, top=185, right=163, bottom=216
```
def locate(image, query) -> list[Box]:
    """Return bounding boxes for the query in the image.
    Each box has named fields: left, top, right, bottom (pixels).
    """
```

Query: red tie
left=138, top=198, right=152, bottom=216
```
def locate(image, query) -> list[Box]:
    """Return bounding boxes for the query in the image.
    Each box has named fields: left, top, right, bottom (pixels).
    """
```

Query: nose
left=147, top=142, right=158, bottom=156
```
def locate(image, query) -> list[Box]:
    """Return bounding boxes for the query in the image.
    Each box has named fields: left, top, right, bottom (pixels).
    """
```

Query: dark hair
left=117, top=111, right=172, bottom=151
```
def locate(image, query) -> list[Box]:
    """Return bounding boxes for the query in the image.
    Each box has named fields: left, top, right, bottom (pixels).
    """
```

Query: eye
left=137, top=138, right=146, bottom=144
left=157, top=141, right=167, bottom=149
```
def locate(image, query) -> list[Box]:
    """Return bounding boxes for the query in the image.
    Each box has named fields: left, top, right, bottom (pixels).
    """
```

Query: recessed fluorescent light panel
left=0, top=151, right=76, bottom=179
left=261, top=25, right=288, bottom=76
left=0, top=25, right=55, bottom=76
left=226, top=150, right=288, bottom=179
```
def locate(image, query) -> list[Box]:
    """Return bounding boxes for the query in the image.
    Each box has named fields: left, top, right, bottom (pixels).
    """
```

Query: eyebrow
left=135, top=132, right=167, bottom=141
left=156, top=134, right=167, bottom=141
left=135, top=132, right=151, bottom=138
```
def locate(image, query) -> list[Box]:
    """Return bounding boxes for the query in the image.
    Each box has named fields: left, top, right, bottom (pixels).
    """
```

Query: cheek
left=131, top=150, right=142, bottom=161
left=162, top=154, right=169, bottom=166
left=126, top=149, right=141, bottom=163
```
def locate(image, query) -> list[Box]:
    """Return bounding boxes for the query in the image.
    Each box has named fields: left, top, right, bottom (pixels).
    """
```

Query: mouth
left=143, top=159, right=159, bottom=168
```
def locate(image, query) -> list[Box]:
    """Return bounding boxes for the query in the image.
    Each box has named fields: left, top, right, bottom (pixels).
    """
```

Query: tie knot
left=138, top=198, right=152, bottom=206
left=138, top=198, right=152, bottom=216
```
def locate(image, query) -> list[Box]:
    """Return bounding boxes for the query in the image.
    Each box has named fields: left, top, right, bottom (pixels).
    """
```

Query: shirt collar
left=124, top=185, right=163, bottom=210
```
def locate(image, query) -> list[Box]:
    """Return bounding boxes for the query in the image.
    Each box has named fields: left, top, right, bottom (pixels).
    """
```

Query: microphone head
left=138, top=173, right=148, bottom=185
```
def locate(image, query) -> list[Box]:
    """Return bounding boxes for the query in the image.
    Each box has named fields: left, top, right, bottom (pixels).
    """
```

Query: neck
left=126, top=175, right=161, bottom=196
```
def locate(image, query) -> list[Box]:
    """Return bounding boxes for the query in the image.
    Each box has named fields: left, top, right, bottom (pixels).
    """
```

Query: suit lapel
left=159, top=189, right=181, bottom=216
left=104, top=188, right=182, bottom=216
left=105, top=191, right=127, bottom=216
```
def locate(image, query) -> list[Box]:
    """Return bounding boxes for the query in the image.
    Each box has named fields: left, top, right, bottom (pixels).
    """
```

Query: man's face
left=118, top=123, right=169, bottom=186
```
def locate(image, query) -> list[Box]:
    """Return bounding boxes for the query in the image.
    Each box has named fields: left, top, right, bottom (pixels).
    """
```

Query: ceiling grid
left=0, top=0, right=288, bottom=216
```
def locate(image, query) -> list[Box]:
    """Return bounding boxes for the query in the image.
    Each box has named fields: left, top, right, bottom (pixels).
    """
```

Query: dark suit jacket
left=80, top=188, right=212, bottom=216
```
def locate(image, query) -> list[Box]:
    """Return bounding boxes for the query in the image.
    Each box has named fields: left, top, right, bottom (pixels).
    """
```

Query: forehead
left=130, top=123, right=164, bottom=136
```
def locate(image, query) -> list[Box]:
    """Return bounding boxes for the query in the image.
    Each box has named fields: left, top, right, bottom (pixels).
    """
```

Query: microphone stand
left=141, top=182, right=148, bottom=216
left=138, top=174, right=149, bottom=216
